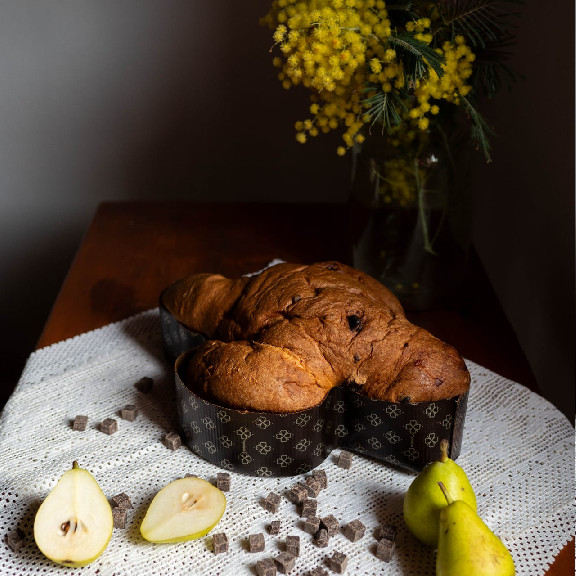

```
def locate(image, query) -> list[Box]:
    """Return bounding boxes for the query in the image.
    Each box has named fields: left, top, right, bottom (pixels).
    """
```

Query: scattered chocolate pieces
left=327, top=551, right=348, bottom=574
left=162, top=431, right=181, bottom=451
left=286, top=484, right=308, bottom=505
left=343, top=518, right=366, bottom=542
left=303, top=478, right=321, bottom=498
left=320, top=514, right=339, bottom=537
left=285, top=535, right=300, bottom=557
left=313, top=528, right=329, bottom=548
left=301, top=499, right=317, bottom=518
left=375, top=523, right=397, bottom=542
left=110, top=492, right=133, bottom=510
left=134, top=376, right=153, bottom=393
left=216, top=472, right=231, bottom=492
left=249, top=533, right=266, bottom=552
left=212, top=532, right=229, bottom=554
left=6, top=528, right=25, bottom=552
left=120, top=404, right=138, bottom=421
left=376, top=536, right=395, bottom=562
left=274, top=551, right=296, bottom=574
left=262, top=492, right=282, bottom=513
left=72, top=415, right=88, bottom=431
left=267, top=520, right=281, bottom=535
left=99, top=418, right=118, bottom=435
left=308, top=568, right=328, bottom=576
left=304, top=516, right=321, bottom=535
left=336, top=450, right=353, bottom=469
left=112, top=506, right=128, bottom=529
left=311, top=469, right=328, bottom=489
left=256, top=557, right=277, bottom=576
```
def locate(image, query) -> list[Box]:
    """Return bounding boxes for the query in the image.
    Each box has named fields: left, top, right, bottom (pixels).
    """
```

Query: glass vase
left=348, top=124, right=473, bottom=311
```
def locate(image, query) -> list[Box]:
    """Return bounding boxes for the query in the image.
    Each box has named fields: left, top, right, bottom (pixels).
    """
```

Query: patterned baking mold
left=160, top=300, right=468, bottom=477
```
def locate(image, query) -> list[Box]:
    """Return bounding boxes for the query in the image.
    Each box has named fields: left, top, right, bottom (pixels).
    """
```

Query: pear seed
left=181, top=492, right=198, bottom=510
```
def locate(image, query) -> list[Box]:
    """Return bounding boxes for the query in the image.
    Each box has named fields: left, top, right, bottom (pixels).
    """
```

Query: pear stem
left=72, top=461, right=79, bottom=470
left=438, top=481, right=454, bottom=505
left=439, top=439, right=450, bottom=463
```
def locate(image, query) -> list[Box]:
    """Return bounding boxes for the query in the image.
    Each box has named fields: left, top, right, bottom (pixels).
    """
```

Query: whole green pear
left=436, top=482, right=515, bottom=576
left=403, top=439, right=476, bottom=548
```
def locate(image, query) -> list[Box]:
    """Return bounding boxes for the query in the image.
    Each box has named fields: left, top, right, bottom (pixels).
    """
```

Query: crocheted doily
left=0, top=309, right=573, bottom=575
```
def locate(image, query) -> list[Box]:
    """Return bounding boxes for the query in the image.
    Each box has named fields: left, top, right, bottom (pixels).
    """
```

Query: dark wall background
left=0, top=1, right=573, bottom=417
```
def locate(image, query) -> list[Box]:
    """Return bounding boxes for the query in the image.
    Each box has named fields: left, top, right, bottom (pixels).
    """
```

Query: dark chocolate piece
left=303, top=478, right=321, bottom=498
left=212, top=532, right=229, bottom=554
left=285, top=535, right=300, bottom=557
left=262, top=491, right=282, bottom=513
left=301, top=499, right=317, bottom=518
left=99, top=418, right=118, bottom=435
left=134, top=376, right=153, bottom=393
left=343, top=518, right=366, bottom=542
left=249, top=533, right=266, bottom=552
left=304, top=516, right=321, bottom=535
left=111, top=492, right=133, bottom=509
left=72, top=415, right=88, bottom=431
left=376, top=536, right=395, bottom=562
left=336, top=450, right=353, bottom=469
left=162, top=431, right=181, bottom=450
left=375, top=524, right=397, bottom=542
left=256, top=557, right=277, bottom=576
left=6, top=528, right=25, bottom=552
left=274, top=551, right=296, bottom=574
left=308, top=568, right=328, bottom=576
left=313, top=528, right=329, bottom=548
left=216, top=472, right=231, bottom=492
left=112, top=506, right=128, bottom=529
left=346, top=314, right=363, bottom=332
left=311, top=469, right=328, bottom=489
left=286, top=484, right=308, bottom=505
left=267, top=520, right=281, bottom=535
left=120, top=404, right=138, bottom=421
left=320, top=514, right=339, bottom=537
left=327, top=551, right=348, bottom=574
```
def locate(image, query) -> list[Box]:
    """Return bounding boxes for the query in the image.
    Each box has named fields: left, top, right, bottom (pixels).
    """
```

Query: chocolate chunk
left=262, top=491, right=282, bottom=513
left=343, top=518, right=366, bottom=542
left=267, top=520, right=281, bottom=535
left=6, top=528, right=25, bottom=552
left=111, top=492, right=133, bottom=509
left=303, top=478, right=321, bottom=498
left=286, top=484, right=308, bottom=505
left=162, top=431, right=181, bottom=450
left=308, top=568, right=328, bottom=576
left=347, top=314, right=363, bottom=332
left=120, top=404, right=138, bottom=421
left=216, top=472, right=231, bottom=492
left=256, top=557, right=277, bottom=576
left=304, top=515, right=321, bottom=535
left=112, top=506, right=128, bottom=529
left=313, top=528, right=329, bottom=548
left=375, top=523, right=397, bottom=542
left=249, top=533, right=266, bottom=552
left=134, top=376, right=153, bottom=393
left=285, top=535, right=300, bottom=557
left=72, top=415, right=88, bottom=431
left=212, top=532, right=229, bottom=554
left=311, top=469, right=328, bottom=489
left=99, top=418, right=118, bottom=435
left=376, top=536, right=395, bottom=562
left=320, top=514, right=339, bottom=537
left=274, top=551, right=296, bottom=574
left=300, top=499, right=317, bottom=518
left=336, top=450, right=353, bottom=469
left=327, top=551, right=348, bottom=574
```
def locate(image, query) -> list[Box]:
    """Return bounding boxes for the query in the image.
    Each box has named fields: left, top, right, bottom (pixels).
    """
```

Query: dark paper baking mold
left=161, top=298, right=468, bottom=477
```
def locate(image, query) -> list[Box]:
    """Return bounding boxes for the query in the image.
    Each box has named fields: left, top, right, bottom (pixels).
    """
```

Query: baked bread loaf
left=162, top=261, right=470, bottom=412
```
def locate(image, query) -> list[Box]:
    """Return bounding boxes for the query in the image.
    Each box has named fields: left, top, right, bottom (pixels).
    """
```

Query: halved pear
left=140, top=477, right=226, bottom=543
left=33, top=461, right=113, bottom=567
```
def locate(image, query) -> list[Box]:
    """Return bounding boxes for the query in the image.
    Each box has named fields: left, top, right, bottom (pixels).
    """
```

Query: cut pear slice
left=33, top=462, right=113, bottom=567
left=140, top=477, right=226, bottom=543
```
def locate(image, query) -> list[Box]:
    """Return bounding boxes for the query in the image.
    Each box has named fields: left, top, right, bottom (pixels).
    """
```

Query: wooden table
left=36, top=201, right=573, bottom=574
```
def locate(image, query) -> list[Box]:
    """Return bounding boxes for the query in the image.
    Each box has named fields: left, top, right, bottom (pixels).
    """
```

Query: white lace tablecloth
left=0, top=309, right=573, bottom=576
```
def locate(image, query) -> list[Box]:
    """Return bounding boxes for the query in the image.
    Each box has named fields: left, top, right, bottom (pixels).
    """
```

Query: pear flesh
left=403, top=439, right=476, bottom=548
left=140, top=477, right=226, bottom=543
left=437, top=482, right=515, bottom=576
left=33, top=461, right=113, bottom=567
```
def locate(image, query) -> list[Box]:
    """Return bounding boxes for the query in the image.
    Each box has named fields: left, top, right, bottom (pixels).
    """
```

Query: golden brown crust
left=163, top=261, right=470, bottom=411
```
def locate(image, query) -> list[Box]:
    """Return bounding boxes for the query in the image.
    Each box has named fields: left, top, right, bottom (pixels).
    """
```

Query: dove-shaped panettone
left=161, top=261, right=470, bottom=413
